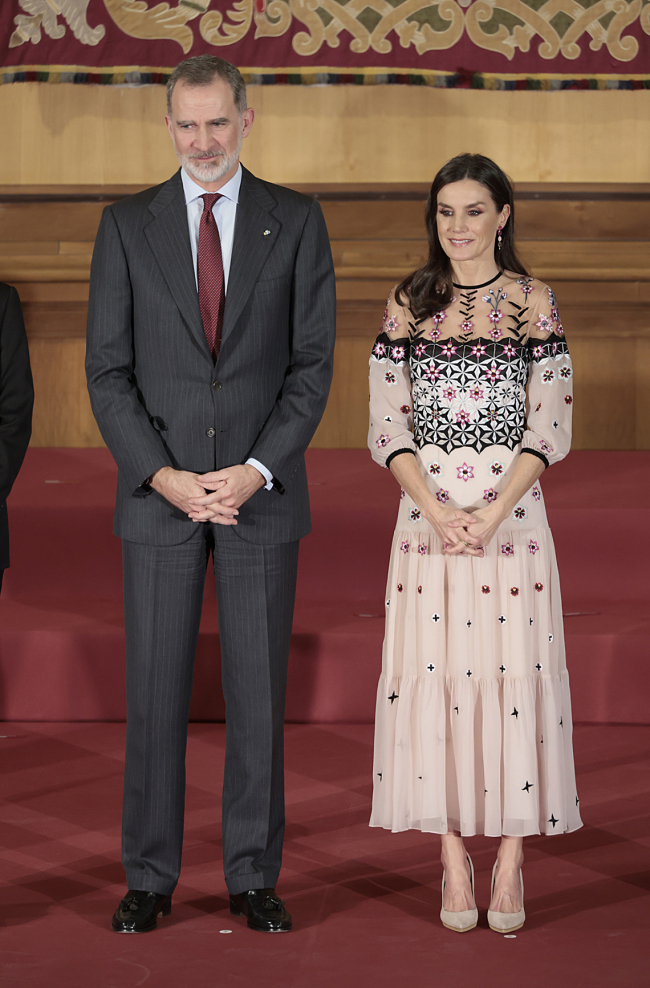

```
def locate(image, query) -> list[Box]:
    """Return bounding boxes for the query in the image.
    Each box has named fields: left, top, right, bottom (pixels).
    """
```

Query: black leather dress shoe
left=111, top=890, right=172, bottom=933
left=229, top=888, right=292, bottom=933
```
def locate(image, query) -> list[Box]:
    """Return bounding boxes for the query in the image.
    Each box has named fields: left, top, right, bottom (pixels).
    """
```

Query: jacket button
left=205, top=428, right=216, bottom=438
left=212, top=381, right=222, bottom=390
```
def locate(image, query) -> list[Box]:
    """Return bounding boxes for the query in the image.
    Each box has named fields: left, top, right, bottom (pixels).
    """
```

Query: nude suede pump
left=440, top=854, right=479, bottom=932
left=487, top=860, right=525, bottom=933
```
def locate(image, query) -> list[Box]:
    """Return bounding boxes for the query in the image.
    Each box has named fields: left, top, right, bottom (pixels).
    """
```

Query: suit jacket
left=0, top=283, right=34, bottom=569
left=86, top=166, right=336, bottom=546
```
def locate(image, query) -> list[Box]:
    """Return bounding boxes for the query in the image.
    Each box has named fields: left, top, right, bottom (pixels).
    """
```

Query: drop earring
left=497, top=227, right=503, bottom=250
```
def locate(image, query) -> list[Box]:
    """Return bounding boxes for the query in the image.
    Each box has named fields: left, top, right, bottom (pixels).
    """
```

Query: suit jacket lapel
left=221, top=166, right=282, bottom=350
left=144, top=171, right=211, bottom=361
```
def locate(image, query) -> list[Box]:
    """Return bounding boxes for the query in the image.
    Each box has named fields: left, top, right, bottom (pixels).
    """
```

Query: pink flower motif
left=532, top=345, right=545, bottom=359
left=436, top=490, right=450, bottom=504
left=517, top=278, right=534, bottom=296
left=501, top=543, right=514, bottom=556
left=535, top=582, right=544, bottom=592
left=532, top=486, right=541, bottom=501
left=392, top=345, right=406, bottom=361
left=468, top=386, right=484, bottom=401
left=539, top=440, right=553, bottom=454
left=488, top=309, right=504, bottom=325
left=386, top=315, right=400, bottom=333
left=428, top=462, right=442, bottom=476
left=513, top=506, right=527, bottom=520
left=376, top=434, right=390, bottom=448
left=373, top=342, right=387, bottom=357
left=483, top=488, right=498, bottom=503
left=542, top=369, right=556, bottom=384
left=384, top=371, right=396, bottom=386
left=489, top=327, right=502, bottom=342
left=535, top=402, right=542, bottom=412
left=441, top=387, right=457, bottom=402
left=536, top=314, right=553, bottom=334
left=489, top=461, right=504, bottom=476
left=481, top=585, right=490, bottom=594
left=556, top=323, right=565, bottom=336
left=460, top=319, right=474, bottom=334
left=559, top=366, right=572, bottom=379
left=429, top=326, right=442, bottom=342
left=413, top=343, right=427, bottom=358
left=425, top=366, right=442, bottom=381
left=400, top=488, right=406, bottom=499
left=410, top=508, right=421, bottom=522
left=440, top=341, right=457, bottom=358
left=529, top=540, right=539, bottom=554
left=455, top=410, right=471, bottom=426
left=400, top=540, right=410, bottom=554
left=417, top=543, right=427, bottom=556
left=510, top=587, right=519, bottom=596
left=502, top=342, right=517, bottom=359
left=565, top=395, right=573, bottom=405
left=432, top=310, right=447, bottom=326
left=471, top=342, right=487, bottom=357
left=486, top=361, right=502, bottom=384
left=457, top=462, right=474, bottom=482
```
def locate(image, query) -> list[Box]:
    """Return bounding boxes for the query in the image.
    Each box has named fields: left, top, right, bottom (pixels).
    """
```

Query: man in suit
left=0, top=283, right=34, bottom=593
left=86, top=55, right=336, bottom=934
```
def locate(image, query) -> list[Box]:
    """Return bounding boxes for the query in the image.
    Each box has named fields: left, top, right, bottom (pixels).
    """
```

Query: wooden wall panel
left=1, top=84, right=649, bottom=186
left=29, top=338, right=103, bottom=448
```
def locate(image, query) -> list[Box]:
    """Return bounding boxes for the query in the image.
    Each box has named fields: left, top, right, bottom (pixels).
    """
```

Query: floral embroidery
left=517, top=278, right=534, bottom=296
left=532, top=345, right=545, bottom=360
left=532, top=486, right=541, bottom=501
left=511, top=587, right=519, bottom=596
left=440, top=342, right=457, bottom=358
left=457, top=463, right=474, bottom=482
left=436, top=490, right=450, bottom=503
left=429, top=310, right=447, bottom=341
left=535, top=402, right=542, bottom=412
left=417, top=586, right=423, bottom=594
left=471, top=342, right=487, bottom=357
left=397, top=583, right=403, bottom=592
left=373, top=342, right=387, bottom=358
left=400, top=404, right=411, bottom=414
left=513, top=506, right=528, bottom=521
left=535, top=582, right=544, bottom=592
left=489, top=327, right=502, bottom=342
left=542, top=369, right=556, bottom=384
left=483, top=488, right=498, bottom=503
left=460, top=319, right=474, bottom=334
left=529, top=540, right=539, bottom=554
left=559, top=366, right=572, bottom=379
left=556, top=323, right=565, bottom=336
left=565, top=395, right=573, bottom=405
left=428, top=462, right=442, bottom=476
left=400, top=540, right=410, bottom=554
left=501, top=543, right=514, bottom=556
left=418, top=543, right=427, bottom=556
left=400, top=489, right=405, bottom=499
left=485, top=361, right=502, bottom=385
left=376, top=434, right=390, bottom=448
left=384, top=371, right=396, bottom=386
left=536, top=314, right=553, bottom=334
left=441, top=387, right=457, bottom=402
left=490, top=461, right=504, bottom=476
left=481, top=585, right=491, bottom=594
left=429, top=326, right=442, bottom=342
left=468, top=386, right=484, bottom=402
left=413, top=343, right=427, bottom=358
left=488, top=308, right=504, bottom=325
left=386, top=315, right=400, bottom=333
left=455, top=411, right=471, bottom=426
left=392, top=345, right=406, bottom=361
left=502, top=342, right=517, bottom=359
left=539, top=440, right=553, bottom=454
left=410, top=508, right=421, bottom=522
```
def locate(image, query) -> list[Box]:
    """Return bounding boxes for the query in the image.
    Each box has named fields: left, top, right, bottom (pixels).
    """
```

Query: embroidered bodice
left=369, top=273, right=572, bottom=467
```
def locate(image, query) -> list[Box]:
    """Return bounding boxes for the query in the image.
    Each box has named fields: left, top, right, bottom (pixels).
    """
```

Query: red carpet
left=0, top=721, right=649, bottom=987
left=0, top=449, right=648, bottom=723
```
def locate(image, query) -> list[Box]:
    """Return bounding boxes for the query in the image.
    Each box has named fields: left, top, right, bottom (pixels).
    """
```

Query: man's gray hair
left=166, top=56, right=247, bottom=116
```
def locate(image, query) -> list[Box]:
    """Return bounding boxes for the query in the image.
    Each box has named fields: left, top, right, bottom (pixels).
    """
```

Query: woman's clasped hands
left=426, top=501, right=506, bottom=557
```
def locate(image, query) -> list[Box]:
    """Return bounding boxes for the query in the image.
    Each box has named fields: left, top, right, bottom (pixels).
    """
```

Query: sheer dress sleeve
left=368, top=289, right=416, bottom=469
left=522, top=282, right=573, bottom=469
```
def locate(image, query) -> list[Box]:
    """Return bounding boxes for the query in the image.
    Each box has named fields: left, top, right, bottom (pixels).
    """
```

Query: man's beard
left=175, top=137, right=242, bottom=185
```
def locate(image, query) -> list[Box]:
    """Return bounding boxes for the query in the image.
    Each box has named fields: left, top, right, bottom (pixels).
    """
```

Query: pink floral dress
left=368, top=273, right=582, bottom=837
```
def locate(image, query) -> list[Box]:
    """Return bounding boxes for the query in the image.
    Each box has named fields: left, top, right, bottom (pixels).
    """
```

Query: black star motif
left=465, top=669, right=472, bottom=678
left=431, top=613, right=441, bottom=623
left=530, top=617, right=534, bottom=626
left=466, top=620, right=472, bottom=628
left=485, top=789, right=488, bottom=794
left=549, top=633, right=553, bottom=642
left=549, top=813, right=559, bottom=828
left=499, top=664, right=506, bottom=673
left=522, top=781, right=533, bottom=793
left=511, top=707, right=519, bottom=719
left=498, top=615, right=507, bottom=624
left=454, top=705, right=459, bottom=715
left=418, top=776, right=422, bottom=780
left=535, top=663, right=543, bottom=672
left=377, top=773, right=382, bottom=780
left=426, top=663, right=435, bottom=672
left=388, top=691, right=399, bottom=704
left=576, top=795, right=580, bottom=806
left=560, top=717, right=563, bottom=727
left=540, top=736, right=544, bottom=744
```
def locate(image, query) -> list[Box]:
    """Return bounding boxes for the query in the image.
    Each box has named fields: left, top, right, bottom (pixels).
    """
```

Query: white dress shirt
left=181, top=165, right=273, bottom=490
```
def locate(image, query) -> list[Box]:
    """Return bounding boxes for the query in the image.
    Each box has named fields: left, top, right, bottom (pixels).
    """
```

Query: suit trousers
left=121, top=523, right=299, bottom=897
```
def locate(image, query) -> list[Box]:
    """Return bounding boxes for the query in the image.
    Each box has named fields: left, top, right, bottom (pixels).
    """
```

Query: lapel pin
left=263, top=229, right=271, bottom=236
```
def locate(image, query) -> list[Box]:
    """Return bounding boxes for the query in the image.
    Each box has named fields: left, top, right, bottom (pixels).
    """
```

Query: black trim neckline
left=452, top=271, right=503, bottom=291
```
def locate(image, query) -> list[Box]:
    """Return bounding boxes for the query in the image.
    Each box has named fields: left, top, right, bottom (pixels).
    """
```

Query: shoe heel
left=230, top=904, right=242, bottom=917
left=158, top=902, right=172, bottom=918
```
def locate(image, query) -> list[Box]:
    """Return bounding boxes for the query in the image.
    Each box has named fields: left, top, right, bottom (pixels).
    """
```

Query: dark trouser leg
left=212, top=526, right=299, bottom=895
left=121, top=531, right=209, bottom=895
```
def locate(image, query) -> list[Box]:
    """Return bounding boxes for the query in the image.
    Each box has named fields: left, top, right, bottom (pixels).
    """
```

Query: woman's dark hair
left=397, top=153, right=531, bottom=319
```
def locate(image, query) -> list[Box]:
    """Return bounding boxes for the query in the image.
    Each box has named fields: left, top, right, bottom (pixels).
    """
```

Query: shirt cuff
left=246, top=457, right=274, bottom=490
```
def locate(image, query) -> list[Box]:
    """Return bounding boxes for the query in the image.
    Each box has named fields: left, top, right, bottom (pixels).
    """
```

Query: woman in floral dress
left=368, top=154, right=581, bottom=934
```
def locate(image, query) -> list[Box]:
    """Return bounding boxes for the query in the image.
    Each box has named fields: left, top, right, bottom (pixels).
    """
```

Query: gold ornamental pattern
left=9, top=0, right=650, bottom=62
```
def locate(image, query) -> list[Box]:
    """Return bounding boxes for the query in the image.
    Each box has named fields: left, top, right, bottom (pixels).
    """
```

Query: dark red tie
left=198, top=193, right=224, bottom=360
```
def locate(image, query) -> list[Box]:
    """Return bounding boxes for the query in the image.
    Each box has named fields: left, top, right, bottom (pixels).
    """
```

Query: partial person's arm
left=0, top=286, right=34, bottom=499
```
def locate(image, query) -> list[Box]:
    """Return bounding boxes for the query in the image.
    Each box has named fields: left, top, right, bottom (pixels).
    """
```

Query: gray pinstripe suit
left=86, top=166, right=336, bottom=896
